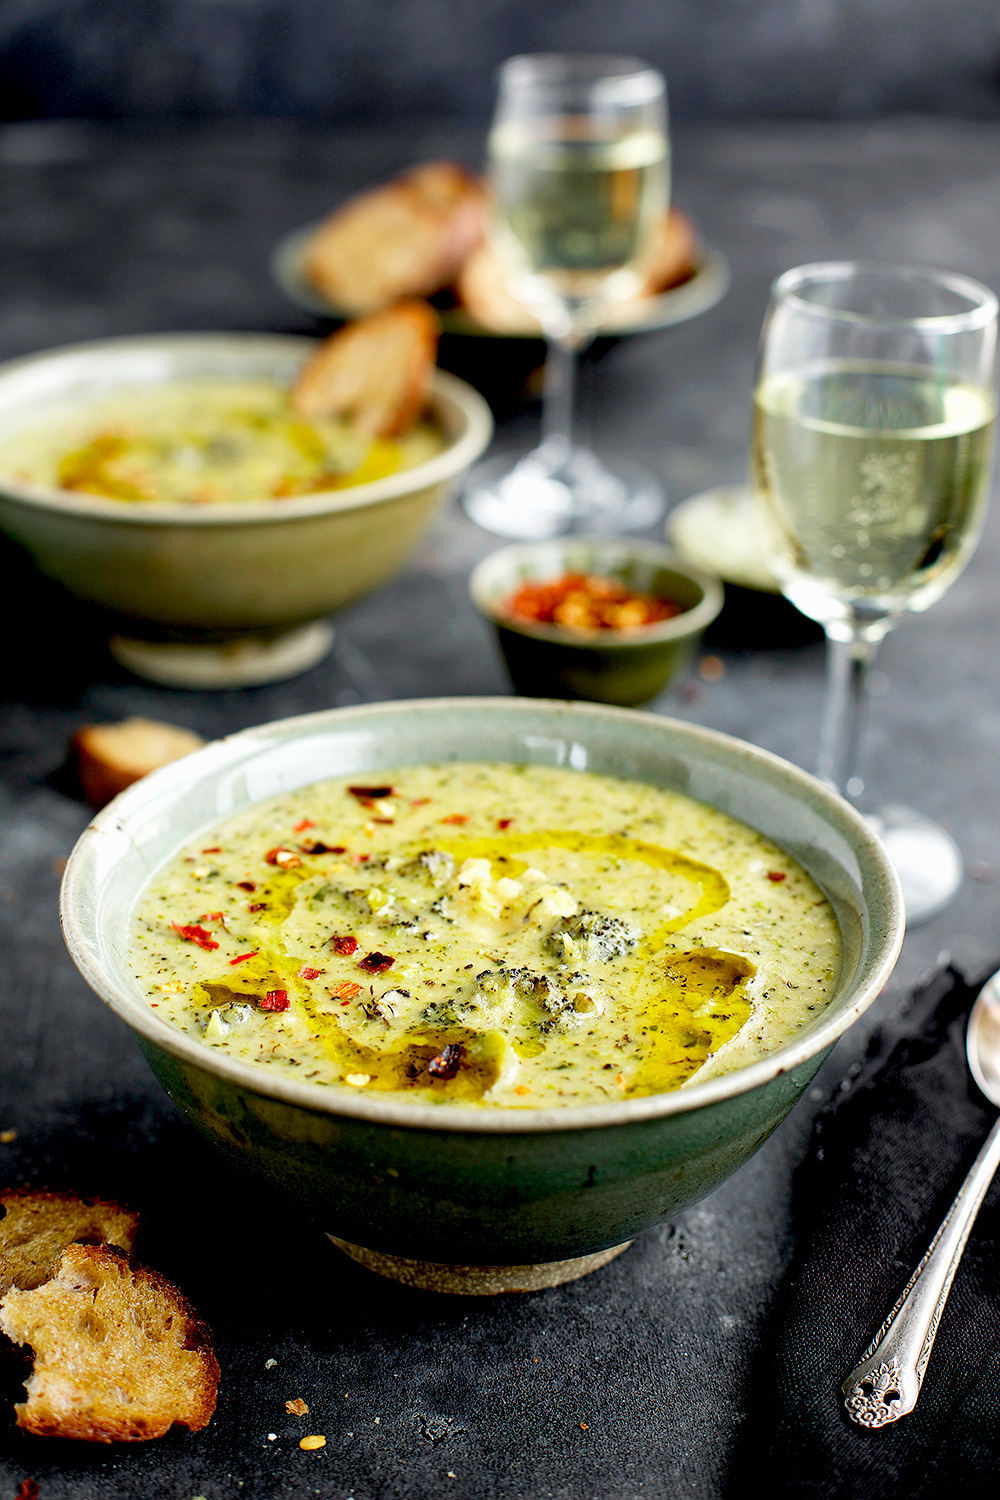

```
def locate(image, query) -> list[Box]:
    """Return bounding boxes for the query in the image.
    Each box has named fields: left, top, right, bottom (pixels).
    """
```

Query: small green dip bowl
left=469, top=538, right=724, bottom=707
left=61, top=699, right=902, bottom=1294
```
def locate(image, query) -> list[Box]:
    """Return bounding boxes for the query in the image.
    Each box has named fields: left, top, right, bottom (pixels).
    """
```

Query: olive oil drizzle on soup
left=131, top=764, right=840, bottom=1108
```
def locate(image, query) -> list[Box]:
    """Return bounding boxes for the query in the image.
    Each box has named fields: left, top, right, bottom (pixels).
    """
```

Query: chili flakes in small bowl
left=503, top=572, right=683, bottom=633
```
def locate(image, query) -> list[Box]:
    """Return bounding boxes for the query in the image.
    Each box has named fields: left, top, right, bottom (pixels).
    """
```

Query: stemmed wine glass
left=751, top=262, right=997, bottom=925
left=463, top=53, right=669, bottom=538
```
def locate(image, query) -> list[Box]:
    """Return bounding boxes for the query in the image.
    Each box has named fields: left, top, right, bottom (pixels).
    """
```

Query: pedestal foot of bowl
left=109, top=620, right=335, bottom=688
left=326, top=1235, right=633, bottom=1294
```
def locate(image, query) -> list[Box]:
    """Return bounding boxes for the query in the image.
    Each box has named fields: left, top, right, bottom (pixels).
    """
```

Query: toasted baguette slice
left=74, top=718, right=204, bottom=810
left=290, top=300, right=438, bottom=438
left=0, top=1244, right=219, bottom=1442
left=304, top=160, right=486, bottom=313
left=642, top=208, right=700, bottom=293
left=0, top=1189, right=139, bottom=1299
left=457, top=208, right=701, bottom=333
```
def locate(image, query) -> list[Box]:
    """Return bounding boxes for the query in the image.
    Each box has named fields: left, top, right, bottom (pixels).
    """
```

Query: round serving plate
left=270, top=220, right=732, bottom=337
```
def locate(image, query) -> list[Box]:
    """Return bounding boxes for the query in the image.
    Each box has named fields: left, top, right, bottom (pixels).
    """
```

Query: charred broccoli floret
left=545, top=911, right=640, bottom=964
left=469, top=966, right=566, bottom=1022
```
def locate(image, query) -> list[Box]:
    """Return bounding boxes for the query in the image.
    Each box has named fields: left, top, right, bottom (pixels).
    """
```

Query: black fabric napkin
left=729, top=960, right=1000, bottom=1499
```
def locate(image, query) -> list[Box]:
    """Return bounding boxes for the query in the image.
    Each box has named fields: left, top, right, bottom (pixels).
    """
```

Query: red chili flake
left=351, top=853, right=370, bottom=864
left=348, top=785, right=395, bottom=800
left=237, top=880, right=256, bottom=892
left=440, top=814, right=469, bottom=826
left=428, top=1042, right=466, bottom=1080
left=332, top=981, right=362, bottom=1001
left=201, top=847, right=223, bottom=854
left=358, top=951, right=394, bottom=974
left=503, top=572, right=682, bottom=631
left=767, top=870, right=787, bottom=883
left=247, top=902, right=269, bottom=913
left=16, top=1480, right=39, bottom=1500
left=497, top=817, right=514, bottom=830
left=301, top=841, right=346, bottom=855
left=264, top=846, right=302, bottom=870
left=332, top=935, right=358, bottom=955
left=171, top=922, right=219, bottom=952
left=229, top=951, right=258, bottom=966
left=294, top=818, right=316, bottom=832
left=260, top=989, right=289, bottom=1012
left=411, top=797, right=432, bottom=807
left=299, top=966, right=322, bottom=981
left=196, top=910, right=225, bottom=924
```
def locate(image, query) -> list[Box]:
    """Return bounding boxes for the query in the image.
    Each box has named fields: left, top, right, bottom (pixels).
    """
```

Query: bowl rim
left=469, top=537, right=725, bottom=648
left=0, top=333, right=494, bottom=527
left=60, top=697, right=904, bottom=1135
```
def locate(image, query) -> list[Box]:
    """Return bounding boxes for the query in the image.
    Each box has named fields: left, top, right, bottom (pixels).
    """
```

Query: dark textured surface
left=0, top=117, right=1000, bottom=1496
left=2, top=1, right=1000, bottom=123
left=735, top=962, right=1000, bottom=1499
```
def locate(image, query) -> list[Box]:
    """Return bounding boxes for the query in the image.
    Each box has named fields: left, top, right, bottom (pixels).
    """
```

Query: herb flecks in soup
left=131, top=764, right=840, bottom=1107
left=0, top=381, right=443, bottom=506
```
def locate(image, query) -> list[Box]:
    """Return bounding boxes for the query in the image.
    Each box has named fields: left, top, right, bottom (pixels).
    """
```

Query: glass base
left=866, top=804, right=963, bottom=927
left=462, top=443, right=664, bottom=539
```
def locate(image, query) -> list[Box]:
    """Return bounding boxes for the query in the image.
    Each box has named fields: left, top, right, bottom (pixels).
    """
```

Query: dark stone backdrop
left=1, top=0, right=999, bottom=124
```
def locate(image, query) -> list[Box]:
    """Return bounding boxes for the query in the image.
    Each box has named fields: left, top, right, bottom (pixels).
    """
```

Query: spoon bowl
left=966, top=971, right=1000, bottom=1107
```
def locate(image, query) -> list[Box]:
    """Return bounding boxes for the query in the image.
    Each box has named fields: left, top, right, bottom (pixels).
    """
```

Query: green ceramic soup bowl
left=469, top=539, right=724, bottom=707
left=60, top=698, right=903, bottom=1293
left=0, top=334, right=492, bottom=688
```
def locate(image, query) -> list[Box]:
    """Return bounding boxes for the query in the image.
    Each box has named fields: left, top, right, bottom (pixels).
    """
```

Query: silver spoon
left=842, top=968, right=1000, bottom=1427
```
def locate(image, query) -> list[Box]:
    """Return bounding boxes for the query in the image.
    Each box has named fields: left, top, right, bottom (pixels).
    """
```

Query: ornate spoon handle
left=842, top=1116, right=1000, bottom=1427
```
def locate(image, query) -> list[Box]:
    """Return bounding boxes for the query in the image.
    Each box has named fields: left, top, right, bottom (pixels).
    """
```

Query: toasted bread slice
left=456, top=208, right=701, bottom=333
left=290, top=300, right=438, bottom=438
left=304, top=160, right=486, bottom=313
left=0, top=1244, right=219, bottom=1442
left=642, top=208, right=700, bottom=293
left=0, top=1190, right=139, bottom=1299
left=74, top=718, right=204, bottom=810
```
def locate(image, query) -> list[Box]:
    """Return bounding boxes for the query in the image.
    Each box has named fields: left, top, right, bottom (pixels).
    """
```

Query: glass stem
left=817, top=628, right=880, bottom=799
left=540, top=334, right=580, bottom=464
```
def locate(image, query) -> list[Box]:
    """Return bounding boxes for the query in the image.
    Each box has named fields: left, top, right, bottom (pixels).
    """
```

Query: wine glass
left=751, top=261, right=998, bottom=925
left=462, top=53, right=669, bottom=538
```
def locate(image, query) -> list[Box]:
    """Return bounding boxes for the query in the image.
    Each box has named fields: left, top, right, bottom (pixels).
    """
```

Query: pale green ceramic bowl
left=0, top=335, right=492, bottom=686
left=60, top=698, right=903, bottom=1293
left=470, top=539, right=724, bottom=706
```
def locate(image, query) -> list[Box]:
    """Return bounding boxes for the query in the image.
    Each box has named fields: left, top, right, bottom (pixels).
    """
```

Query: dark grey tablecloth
left=2, top=117, right=1000, bottom=1498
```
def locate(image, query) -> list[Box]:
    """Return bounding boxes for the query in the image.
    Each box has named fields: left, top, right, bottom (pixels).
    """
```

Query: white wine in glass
left=463, top=54, right=669, bottom=539
left=752, top=264, right=998, bottom=925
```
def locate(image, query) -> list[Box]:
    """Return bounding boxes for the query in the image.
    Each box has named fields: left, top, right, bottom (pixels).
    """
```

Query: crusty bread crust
left=456, top=208, right=701, bottom=333
left=304, top=160, right=486, bottom=313
left=74, top=718, right=204, bottom=810
left=642, top=208, right=700, bottom=294
left=0, top=1189, right=139, bottom=1299
left=290, top=300, right=439, bottom=438
left=0, top=1244, right=219, bottom=1442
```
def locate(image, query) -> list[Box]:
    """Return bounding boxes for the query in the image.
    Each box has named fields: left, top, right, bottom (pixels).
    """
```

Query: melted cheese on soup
left=130, top=763, right=840, bottom=1108
left=0, top=380, right=443, bottom=505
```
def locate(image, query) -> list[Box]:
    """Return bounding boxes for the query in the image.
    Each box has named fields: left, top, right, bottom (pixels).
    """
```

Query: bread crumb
left=0, top=1129, right=16, bottom=1143
left=285, top=1397, right=309, bottom=1416
left=300, top=1434, right=326, bottom=1450
left=265, top=1358, right=277, bottom=1368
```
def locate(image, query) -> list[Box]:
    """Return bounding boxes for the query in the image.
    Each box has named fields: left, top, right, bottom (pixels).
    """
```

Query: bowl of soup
left=0, top=334, right=492, bottom=687
left=61, top=698, right=903, bottom=1293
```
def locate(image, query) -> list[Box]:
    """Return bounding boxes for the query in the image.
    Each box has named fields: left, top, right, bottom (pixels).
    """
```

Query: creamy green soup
left=0, top=380, right=442, bottom=505
left=130, top=763, right=840, bottom=1108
